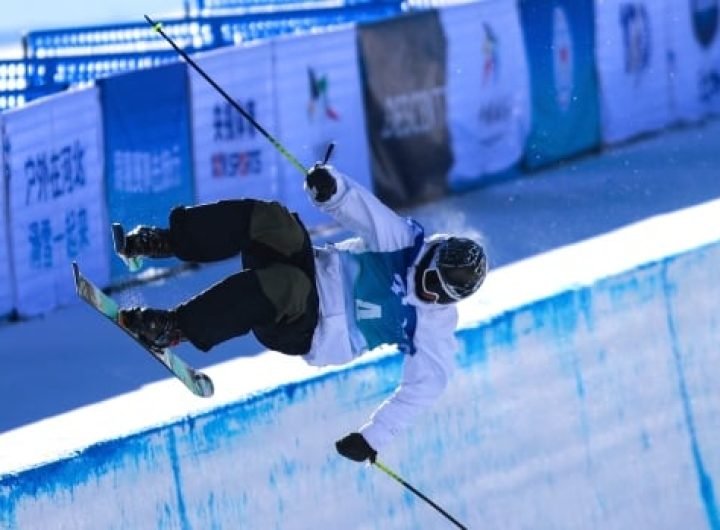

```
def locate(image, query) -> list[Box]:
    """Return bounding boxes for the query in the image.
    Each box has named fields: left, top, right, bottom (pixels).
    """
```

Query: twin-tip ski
left=72, top=262, right=214, bottom=398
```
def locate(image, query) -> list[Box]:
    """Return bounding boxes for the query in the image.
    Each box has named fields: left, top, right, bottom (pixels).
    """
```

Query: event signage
left=595, top=0, right=671, bottom=143
left=519, top=0, right=601, bottom=168
left=358, top=11, right=452, bottom=208
left=100, top=63, right=195, bottom=279
left=440, top=1, right=530, bottom=188
left=273, top=27, right=374, bottom=229
left=189, top=41, right=281, bottom=206
left=3, top=87, right=109, bottom=316
left=666, top=0, right=720, bottom=121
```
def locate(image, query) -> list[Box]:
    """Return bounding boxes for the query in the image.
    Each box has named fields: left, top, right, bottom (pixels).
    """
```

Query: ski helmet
left=420, top=237, right=487, bottom=304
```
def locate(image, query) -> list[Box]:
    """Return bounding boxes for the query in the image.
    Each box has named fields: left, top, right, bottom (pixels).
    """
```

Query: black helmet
left=419, top=237, right=487, bottom=304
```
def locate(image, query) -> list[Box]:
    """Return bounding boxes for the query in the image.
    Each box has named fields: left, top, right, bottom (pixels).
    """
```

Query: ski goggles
left=420, top=247, right=461, bottom=305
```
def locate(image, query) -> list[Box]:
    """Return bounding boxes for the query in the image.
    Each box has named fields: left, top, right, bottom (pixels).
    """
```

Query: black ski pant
left=166, top=199, right=319, bottom=355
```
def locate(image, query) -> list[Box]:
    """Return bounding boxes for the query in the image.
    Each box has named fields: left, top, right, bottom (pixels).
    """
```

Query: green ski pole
left=144, top=14, right=307, bottom=177
left=374, top=460, right=468, bottom=529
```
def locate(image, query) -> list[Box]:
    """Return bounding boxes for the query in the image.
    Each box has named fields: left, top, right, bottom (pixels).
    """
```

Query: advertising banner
left=520, top=0, right=601, bottom=168
left=273, top=27, right=373, bottom=229
left=440, top=0, right=530, bottom=188
left=100, top=62, right=195, bottom=280
left=0, top=120, right=13, bottom=316
left=189, top=41, right=281, bottom=206
left=595, top=0, right=672, bottom=144
left=358, top=11, right=452, bottom=209
left=666, top=0, right=720, bottom=121
left=4, top=88, right=108, bottom=317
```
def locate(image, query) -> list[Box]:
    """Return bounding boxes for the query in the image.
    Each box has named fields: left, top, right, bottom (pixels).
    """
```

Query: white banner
left=666, top=0, right=720, bottom=122
left=0, top=120, right=12, bottom=316
left=273, top=27, right=373, bottom=228
left=440, top=0, right=530, bottom=187
left=189, top=41, right=281, bottom=205
left=595, top=0, right=671, bottom=144
left=4, top=87, right=109, bottom=317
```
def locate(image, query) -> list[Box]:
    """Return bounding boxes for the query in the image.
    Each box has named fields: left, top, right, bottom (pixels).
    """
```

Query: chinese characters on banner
left=100, top=61, right=195, bottom=280
left=4, top=87, right=109, bottom=317
left=189, top=42, right=279, bottom=205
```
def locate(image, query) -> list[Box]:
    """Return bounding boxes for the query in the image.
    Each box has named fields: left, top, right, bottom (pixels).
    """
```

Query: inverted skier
left=115, top=163, right=488, bottom=464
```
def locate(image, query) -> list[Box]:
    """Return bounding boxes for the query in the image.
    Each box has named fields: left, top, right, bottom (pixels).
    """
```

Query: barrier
left=358, top=11, right=452, bottom=208
left=273, top=26, right=374, bottom=227
left=665, top=0, right=720, bottom=122
left=189, top=41, right=280, bottom=205
left=595, top=0, right=672, bottom=144
left=1, top=200, right=719, bottom=529
left=519, top=0, right=601, bottom=168
left=0, top=0, right=716, bottom=321
left=440, top=1, right=530, bottom=188
left=3, top=88, right=109, bottom=317
left=99, top=62, right=196, bottom=281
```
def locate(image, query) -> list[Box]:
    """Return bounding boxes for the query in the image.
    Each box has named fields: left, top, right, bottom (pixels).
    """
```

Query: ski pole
left=144, top=14, right=307, bottom=177
left=373, top=460, right=468, bottom=530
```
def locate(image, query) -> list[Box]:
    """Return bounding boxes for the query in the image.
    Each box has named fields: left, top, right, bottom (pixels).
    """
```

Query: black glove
left=336, top=432, right=377, bottom=463
left=306, top=163, right=337, bottom=203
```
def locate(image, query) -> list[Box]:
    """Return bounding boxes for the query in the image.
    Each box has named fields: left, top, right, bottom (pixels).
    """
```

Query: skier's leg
left=173, top=262, right=316, bottom=353
left=117, top=199, right=304, bottom=263
left=169, top=199, right=307, bottom=263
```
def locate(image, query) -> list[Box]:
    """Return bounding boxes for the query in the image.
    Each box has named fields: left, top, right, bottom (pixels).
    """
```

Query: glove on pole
left=145, top=14, right=307, bottom=177
left=374, top=461, right=468, bottom=530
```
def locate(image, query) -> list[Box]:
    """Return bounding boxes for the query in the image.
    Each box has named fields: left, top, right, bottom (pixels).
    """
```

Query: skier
left=116, top=163, right=488, bottom=464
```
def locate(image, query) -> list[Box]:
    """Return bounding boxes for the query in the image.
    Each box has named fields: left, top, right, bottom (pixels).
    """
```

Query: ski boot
left=112, top=224, right=174, bottom=272
left=118, top=307, right=185, bottom=352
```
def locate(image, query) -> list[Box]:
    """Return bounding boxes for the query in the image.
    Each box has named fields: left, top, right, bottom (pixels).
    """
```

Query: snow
left=1, top=121, right=720, bottom=528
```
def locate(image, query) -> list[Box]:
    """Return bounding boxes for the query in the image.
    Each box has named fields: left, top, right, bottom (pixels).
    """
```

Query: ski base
left=111, top=223, right=143, bottom=272
left=72, top=262, right=214, bottom=398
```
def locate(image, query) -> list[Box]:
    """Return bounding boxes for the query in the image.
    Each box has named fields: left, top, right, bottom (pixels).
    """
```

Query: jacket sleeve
left=305, top=166, right=415, bottom=252
left=358, top=305, right=459, bottom=451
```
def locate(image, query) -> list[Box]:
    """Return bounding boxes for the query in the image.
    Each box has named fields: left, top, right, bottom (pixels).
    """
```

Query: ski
left=111, top=223, right=143, bottom=272
left=72, top=262, right=214, bottom=398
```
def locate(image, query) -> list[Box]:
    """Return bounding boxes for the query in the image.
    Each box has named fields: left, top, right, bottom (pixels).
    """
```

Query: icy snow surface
left=1, top=121, right=720, bottom=529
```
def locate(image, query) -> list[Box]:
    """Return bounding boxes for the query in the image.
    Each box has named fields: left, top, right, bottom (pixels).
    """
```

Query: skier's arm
left=358, top=307, right=459, bottom=452
left=305, top=164, right=414, bottom=251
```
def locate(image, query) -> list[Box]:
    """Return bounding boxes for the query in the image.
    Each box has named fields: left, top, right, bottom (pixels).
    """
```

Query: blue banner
left=519, top=0, right=601, bottom=168
left=100, top=63, right=195, bottom=280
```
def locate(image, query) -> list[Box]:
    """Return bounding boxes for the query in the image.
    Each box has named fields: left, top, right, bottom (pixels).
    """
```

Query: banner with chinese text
left=4, top=87, right=108, bottom=316
left=189, top=41, right=281, bottom=205
left=100, top=62, right=195, bottom=280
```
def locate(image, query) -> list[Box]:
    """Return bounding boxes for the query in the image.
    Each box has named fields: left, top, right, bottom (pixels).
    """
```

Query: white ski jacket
left=303, top=167, right=459, bottom=451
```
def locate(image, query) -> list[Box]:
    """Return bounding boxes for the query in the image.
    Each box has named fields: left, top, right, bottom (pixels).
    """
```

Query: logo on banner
left=620, top=3, right=652, bottom=80
left=691, top=0, right=719, bottom=48
left=481, top=22, right=500, bottom=85
left=552, top=6, right=575, bottom=112
left=478, top=22, right=512, bottom=147
left=381, top=87, right=446, bottom=139
left=308, top=67, right=340, bottom=122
